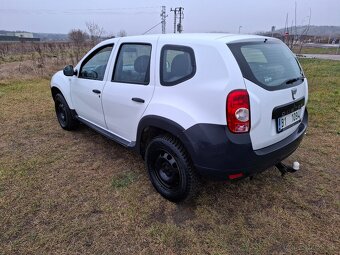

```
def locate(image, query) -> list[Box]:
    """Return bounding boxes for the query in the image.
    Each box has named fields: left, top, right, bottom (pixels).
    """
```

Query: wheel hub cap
left=155, top=151, right=179, bottom=188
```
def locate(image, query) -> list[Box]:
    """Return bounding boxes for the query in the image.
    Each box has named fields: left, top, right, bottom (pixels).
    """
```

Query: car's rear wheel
left=145, top=135, right=200, bottom=202
left=54, top=93, right=78, bottom=130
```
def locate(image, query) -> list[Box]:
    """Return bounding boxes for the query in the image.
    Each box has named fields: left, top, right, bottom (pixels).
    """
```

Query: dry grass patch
left=0, top=60, right=339, bottom=254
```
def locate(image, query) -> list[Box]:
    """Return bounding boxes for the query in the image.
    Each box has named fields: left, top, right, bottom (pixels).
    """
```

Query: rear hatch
left=228, top=39, right=308, bottom=150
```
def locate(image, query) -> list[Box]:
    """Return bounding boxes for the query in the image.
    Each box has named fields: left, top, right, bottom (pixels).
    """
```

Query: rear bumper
left=180, top=108, right=308, bottom=180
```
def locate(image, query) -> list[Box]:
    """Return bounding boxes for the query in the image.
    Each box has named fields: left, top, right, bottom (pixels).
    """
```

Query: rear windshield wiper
left=286, top=76, right=305, bottom=85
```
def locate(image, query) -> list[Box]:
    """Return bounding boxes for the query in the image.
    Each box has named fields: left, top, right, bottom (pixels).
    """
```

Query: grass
left=112, top=172, right=137, bottom=189
left=294, top=47, right=339, bottom=55
left=0, top=59, right=339, bottom=254
left=299, top=59, right=340, bottom=134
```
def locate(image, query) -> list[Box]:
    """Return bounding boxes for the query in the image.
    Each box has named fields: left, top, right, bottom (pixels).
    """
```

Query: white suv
left=51, top=34, right=308, bottom=202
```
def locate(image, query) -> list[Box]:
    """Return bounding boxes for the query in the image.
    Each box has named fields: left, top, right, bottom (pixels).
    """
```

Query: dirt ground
left=0, top=59, right=339, bottom=254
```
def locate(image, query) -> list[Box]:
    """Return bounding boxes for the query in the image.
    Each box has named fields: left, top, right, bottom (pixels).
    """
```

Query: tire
left=145, top=135, right=200, bottom=202
left=54, top=93, right=78, bottom=131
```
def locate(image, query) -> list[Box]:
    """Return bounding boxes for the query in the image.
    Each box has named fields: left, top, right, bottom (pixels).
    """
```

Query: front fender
left=50, top=71, right=74, bottom=109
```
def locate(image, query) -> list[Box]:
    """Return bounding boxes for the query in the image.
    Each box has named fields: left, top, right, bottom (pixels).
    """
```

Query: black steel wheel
left=54, top=93, right=78, bottom=130
left=145, top=135, right=200, bottom=202
left=153, top=150, right=180, bottom=190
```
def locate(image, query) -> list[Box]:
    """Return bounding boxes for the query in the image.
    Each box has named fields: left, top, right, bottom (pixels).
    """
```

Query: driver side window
left=79, top=44, right=113, bottom=81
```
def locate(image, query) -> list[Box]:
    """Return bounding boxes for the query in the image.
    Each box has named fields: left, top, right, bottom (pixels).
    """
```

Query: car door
left=102, top=38, right=156, bottom=142
left=71, top=44, right=114, bottom=128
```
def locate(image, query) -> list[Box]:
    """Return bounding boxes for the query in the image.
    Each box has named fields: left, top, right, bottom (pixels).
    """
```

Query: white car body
left=51, top=33, right=308, bottom=183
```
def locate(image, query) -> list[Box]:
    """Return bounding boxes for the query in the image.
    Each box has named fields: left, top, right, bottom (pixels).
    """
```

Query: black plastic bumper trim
left=180, top=108, right=308, bottom=180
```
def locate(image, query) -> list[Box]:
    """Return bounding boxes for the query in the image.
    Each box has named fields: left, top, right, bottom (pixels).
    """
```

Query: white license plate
left=277, top=109, right=301, bottom=132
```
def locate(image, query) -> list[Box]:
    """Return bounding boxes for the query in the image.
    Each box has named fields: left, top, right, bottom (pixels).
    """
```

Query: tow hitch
left=275, top=161, right=300, bottom=176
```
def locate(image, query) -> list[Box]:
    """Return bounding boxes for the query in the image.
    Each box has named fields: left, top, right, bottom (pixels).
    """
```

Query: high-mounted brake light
left=227, top=90, right=250, bottom=133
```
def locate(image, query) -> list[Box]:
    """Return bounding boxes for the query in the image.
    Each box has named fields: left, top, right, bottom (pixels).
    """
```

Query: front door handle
left=131, top=97, right=145, bottom=103
left=92, top=89, right=101, bottom=94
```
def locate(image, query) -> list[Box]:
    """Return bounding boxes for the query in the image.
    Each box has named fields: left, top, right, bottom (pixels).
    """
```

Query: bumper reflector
left=228, top=173, right=244, bottom=179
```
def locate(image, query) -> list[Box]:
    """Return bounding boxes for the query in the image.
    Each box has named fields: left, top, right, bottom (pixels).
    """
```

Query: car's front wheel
left=145, top=135, right=200, bottom=202
left=54, top=93, right=78, bottom=131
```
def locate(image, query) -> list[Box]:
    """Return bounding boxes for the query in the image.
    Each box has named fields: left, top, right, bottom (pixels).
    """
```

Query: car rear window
left=160, top=45, right=196, bottom=86
left=228, top=40, right=303, bottom=90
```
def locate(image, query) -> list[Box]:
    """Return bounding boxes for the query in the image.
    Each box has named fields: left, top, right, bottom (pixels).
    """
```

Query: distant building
left=6, top=32, right=34, bottom=38
left=0, top=31, right=39, bottom=42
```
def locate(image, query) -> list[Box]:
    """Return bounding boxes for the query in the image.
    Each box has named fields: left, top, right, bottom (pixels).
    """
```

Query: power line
left=0, top=7, right=160, bottom=15
left=142, top=22, right=162, bottom=35
left=141, top=6, right=168, bottom=35
left=0, top=7, right=160, bottom=12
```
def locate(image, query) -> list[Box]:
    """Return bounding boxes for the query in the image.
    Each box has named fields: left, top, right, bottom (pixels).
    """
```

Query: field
left=0, top=56, right=339, bottom=254
left=293, top=46, right=339, bottom=55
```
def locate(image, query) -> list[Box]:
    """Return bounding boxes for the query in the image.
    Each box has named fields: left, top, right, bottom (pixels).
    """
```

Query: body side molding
left=77, top=116, right=136, bottom=148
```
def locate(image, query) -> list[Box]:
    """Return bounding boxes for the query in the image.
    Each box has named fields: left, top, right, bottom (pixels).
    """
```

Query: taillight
left=227, top=90, right=250, bottom=133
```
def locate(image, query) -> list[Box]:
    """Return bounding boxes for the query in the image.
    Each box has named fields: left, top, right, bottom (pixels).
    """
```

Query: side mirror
left=63, top=65, right=76, bottom=76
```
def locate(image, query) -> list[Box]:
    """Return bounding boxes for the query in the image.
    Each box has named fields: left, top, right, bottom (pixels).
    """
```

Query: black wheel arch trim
left=51, top=86, right=62, bottom=100
left=51, top=87, right=78, bottom=118
left=136, top=115, right=193, bottom=154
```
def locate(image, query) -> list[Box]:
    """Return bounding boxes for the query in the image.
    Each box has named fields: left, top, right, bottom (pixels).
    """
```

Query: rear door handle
left=131, top=97, right=145, bottom=103
left=92, top=89, right=101, bottom=94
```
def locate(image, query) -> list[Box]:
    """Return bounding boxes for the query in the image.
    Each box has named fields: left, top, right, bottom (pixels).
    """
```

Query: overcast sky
left=0, top=0, right=339, bottom=35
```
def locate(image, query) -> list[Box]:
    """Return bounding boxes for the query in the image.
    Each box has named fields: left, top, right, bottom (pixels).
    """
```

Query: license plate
left=277, top=109, right=301, bottom=133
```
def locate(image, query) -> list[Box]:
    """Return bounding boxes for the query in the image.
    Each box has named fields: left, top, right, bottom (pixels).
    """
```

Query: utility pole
left=290, top=20, right=294, bottom=49
left=177, top=7, right=184, bottom=33
left=284, top=13, right=289, bottom=44
left=171, top=7, right=184, bottom=33
left=294, top=1, right=297, bottom=43
left=238, top=26, right=242, bottom=34
left=271, top=26, right=275, bottom=37
left=284, top=13, right=289, bottom=34
left=170, top=8, right=177, bottom=33
left=160, top=6, right=167, bottom=34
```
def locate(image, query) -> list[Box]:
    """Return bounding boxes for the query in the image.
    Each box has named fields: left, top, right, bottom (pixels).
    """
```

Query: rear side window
left=228, top=41, right=303, bottom=90
left=160, top=45, right=196, bottom=86
left=113, top=43, right=151, bottom=85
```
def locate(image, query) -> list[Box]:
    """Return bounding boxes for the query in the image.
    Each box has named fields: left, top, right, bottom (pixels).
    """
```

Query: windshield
left=228, top=40, right=303, bottom=90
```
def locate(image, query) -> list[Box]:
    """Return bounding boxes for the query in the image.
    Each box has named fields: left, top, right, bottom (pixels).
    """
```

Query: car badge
left=291, top=88, right=297, bottom=100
